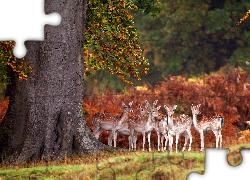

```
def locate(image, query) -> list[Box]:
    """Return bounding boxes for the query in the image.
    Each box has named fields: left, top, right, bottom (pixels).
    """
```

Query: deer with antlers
left=128, top=100, right=161, bottom=151
left=191, top=104, right=224, bottom=151
left=164, top=105, right=192, bottom=153
left=91, top=101, right=133, bottom=146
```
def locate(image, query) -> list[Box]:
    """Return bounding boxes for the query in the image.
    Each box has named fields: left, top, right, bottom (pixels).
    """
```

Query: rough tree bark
left=0, top=0, right=114, bottom=165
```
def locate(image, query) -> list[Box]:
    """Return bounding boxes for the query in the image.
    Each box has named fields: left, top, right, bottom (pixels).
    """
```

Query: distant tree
left=131, top=0, right=250, bottom=81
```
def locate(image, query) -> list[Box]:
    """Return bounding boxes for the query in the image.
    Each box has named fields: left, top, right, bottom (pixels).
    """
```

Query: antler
left=153, top=100, right=158, bottom=107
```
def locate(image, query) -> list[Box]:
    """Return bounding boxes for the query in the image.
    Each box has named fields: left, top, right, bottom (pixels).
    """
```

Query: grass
left=0, top=144, right=249, bottom=180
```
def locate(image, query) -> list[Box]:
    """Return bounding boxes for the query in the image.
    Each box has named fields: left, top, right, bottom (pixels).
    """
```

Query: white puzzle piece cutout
left=0, top=0, right=61, bottom=58
left=188, top=149, right=249, bottom=180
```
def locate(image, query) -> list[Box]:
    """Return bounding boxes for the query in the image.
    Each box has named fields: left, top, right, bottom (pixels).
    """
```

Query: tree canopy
left=0, top=41, right=33, bottom=85
left=1, top=0, right=164, bottom=87
left=84, top=0, right=149, bottom=85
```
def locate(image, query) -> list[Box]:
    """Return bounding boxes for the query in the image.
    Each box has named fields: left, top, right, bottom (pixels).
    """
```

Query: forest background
left=85, top=0, right=250, bottom=93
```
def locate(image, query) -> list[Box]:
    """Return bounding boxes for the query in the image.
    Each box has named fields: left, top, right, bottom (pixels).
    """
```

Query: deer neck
left=147, top=111, right=154, bottom=126
left=192, top=114, right=198, bottom=129
left=117, top=111, right=128, bottom=127
left=168, top=115, right=174, bottom=129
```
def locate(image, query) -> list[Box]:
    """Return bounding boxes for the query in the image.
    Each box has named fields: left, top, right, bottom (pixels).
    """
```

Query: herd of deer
left=91, top=100, right=224, bottom=153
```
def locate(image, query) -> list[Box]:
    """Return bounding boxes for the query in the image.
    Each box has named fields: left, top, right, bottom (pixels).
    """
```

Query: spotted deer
left=129, top=100, right=161, bottom=151
left=191, top=104, right=224, bottom=151
left=154, top=114, right=169, bottom=151
left=164, top=105, right=192, bottom=153
left=108, top=103, right=149, bottom=149
left=91, top=101, right=133, bottom=145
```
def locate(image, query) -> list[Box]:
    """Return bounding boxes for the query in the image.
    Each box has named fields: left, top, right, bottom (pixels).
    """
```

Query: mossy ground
left=0, top=144, right=249, bottom=180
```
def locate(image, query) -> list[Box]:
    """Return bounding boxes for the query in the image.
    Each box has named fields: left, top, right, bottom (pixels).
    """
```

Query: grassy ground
left=0, top=144, right=249, bottom=180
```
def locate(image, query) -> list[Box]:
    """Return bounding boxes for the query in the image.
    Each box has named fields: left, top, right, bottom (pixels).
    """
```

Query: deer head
left=122, top=101, right=133, bottom=114
left=164, top=105, right=177, bottom=118
left=138, top=104, right=149, bottom=116
left=145, top=100, right=161, bottom=119
left=191, top=104, right=201, bottom=116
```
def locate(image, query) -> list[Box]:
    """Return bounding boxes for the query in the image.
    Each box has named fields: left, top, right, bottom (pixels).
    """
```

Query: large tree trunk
left=0, top=0, right=114, bottom=165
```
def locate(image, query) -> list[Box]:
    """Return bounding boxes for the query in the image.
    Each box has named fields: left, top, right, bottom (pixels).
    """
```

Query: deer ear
left=153, top=100, right=158, bottom=106
left=145, top=100, right=149, bottom=104
left=129, top=101, right=133, bottom=106
left=198, top=104, right=201, bottom=108
left=191, top=104, right=193, bottom=110
left=138, top=104, right=141, bottom=108
left=173, top=105, right=177, bottom=110
left=157, top=106, right=161, bottom=110
left=122, top=101, right=125, bottom=106
left=164, top=105, right=168, bottom=109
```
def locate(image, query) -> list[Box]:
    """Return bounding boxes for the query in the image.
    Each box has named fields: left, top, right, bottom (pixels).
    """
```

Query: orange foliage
left=237, top=10, right=250, bottom=25
left=0, top=96, right=9, bottom=123
left=84, top=67, right=250, bottom=149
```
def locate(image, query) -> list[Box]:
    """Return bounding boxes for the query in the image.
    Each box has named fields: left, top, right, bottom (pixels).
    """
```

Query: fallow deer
left=129, top=100, right=161, bottom=151
left=108, top=103, right=149, bottom=149
left=191, top=104, right=224, bottom=151
left=91, top=101, right=133, bottom=146
left=164, top=105, right=192, bottom=153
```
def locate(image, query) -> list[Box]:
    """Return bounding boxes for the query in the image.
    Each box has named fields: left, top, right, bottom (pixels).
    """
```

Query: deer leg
left=219, top=130, right=222, bottom=149
left=142, top=132, right=145, bottom=151
left=108, top=132, right=113, bottom=146
left=200, top=130, right=204, bottom=151
left=182, top=133, right=188, bottom=152
left=131, top=132, right=136, bottom=150
left=113, top=130, right=117, bottom=147
left=176, top=134, right=179, bottom=153
left=161, top=134, right=164, bottom=151
left=188, top=130, right=192, bottom=151
left=157, top=132, right=160, bottom=151
left=128, top=135, right=131, bottom=150
left=133, top=135, right=137, bottom=150
left=214, top=130, right=219, bottom=149
left=129, top=135, right=134, bottom=150
left=148, top=132, right=152, bottom=152
left=164, top=134, right=168, bottom=151
left=95, top=129, right=103, bottom=140
left=169, top=134, right=173, bottom=152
